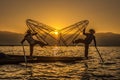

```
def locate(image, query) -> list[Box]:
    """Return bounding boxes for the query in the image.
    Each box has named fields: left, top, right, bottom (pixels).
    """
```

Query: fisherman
left=73, top=28, right=96, bottom=59
left=21, top=30, right=48, bottom=57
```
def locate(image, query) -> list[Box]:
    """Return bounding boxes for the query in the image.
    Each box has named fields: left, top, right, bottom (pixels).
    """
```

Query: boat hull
left=0, top=54, right=85, bottom=65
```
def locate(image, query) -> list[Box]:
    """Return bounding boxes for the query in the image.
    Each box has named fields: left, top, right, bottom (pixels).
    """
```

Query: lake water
left=0, top=46, right=120, bottom=80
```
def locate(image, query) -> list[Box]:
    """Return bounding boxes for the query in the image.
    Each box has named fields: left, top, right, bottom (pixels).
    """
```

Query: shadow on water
left=0, top=57, right=118, bottom=80
left=20, top=58, right=116, bottom=80
left=0, top=46, right=120, bottom=79
left=20, top=62, right=91, bottom=80
left=80, top=62, right=117, bottom=80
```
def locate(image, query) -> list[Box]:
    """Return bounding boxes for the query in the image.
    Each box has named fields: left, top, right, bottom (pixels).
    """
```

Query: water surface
left=0, top=46, right=120, bottom=80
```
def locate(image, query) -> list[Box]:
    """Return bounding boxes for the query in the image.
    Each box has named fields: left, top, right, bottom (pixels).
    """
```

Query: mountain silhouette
left=95, top=32, right=120, bottom=46
left=0, top=31, right=120, bottom=46
left=0, top=31, right=23, bottom=45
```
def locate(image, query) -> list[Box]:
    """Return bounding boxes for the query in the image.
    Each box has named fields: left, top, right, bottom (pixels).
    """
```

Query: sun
left=54, top=30, right=59, bottom=35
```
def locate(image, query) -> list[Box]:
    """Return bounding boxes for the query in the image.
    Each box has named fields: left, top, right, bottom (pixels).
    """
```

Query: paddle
left=95, top=47, right=104, bottom=63
left=22, top=44, right=27, bottom=67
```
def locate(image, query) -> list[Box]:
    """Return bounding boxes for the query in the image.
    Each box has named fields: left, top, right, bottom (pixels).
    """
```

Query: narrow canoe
left=0, top=54, right=85, bottom=65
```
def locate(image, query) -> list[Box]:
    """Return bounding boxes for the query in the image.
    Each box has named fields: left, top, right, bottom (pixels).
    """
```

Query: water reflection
left=0, top=46, right=120, bottom=79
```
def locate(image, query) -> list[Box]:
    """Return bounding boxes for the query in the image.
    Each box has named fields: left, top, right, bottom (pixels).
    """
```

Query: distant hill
left=0, top=31, right=120, bottom=46
left=0, top=31, right=23, bottom=45
left=95, top=32, right=120, bottom=46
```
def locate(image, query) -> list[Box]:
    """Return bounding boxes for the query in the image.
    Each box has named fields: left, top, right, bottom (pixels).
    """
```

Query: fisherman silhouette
left=73, top=28, right=96, bottom=59
left=21, top=30, right=48, bottom=57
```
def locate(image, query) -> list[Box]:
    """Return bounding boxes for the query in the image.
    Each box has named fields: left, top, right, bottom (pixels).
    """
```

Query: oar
left=95, top=47, right=104, bottom=63
left=22, top=44, right=27, bottom=67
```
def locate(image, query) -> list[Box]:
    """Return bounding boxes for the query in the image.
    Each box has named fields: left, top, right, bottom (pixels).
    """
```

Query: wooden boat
left=0, top=54, right=85, bottom=65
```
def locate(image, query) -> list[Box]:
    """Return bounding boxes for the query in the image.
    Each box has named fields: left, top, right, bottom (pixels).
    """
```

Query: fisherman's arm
left=21, top=38, right=25, bottom=44
left=32, top=33, right=37, bottom=35
left=83, top=28, right=88, bottom=35
left=21, top=34, right=27, bottom=44
left=83, top=28, right=86, bottom=35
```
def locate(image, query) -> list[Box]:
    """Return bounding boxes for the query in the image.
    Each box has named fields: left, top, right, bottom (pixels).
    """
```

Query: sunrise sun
left=54, top=30, right=59, bottom=35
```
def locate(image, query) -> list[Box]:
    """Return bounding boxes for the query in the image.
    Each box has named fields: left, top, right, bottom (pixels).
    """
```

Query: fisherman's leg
left=73, top=39, right=84, bottom=44
left=84, top=44, right=89, bottom=59
left=35, top=40, right=47, bottom=47
left=30, top=45, right=34, bottom=57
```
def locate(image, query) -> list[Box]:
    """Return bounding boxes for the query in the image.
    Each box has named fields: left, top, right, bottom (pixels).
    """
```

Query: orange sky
left=0, top=0, right=120, bottom=33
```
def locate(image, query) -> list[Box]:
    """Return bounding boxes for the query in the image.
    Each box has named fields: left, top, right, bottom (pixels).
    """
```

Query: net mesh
left=26, top=19, right=89, bottom=46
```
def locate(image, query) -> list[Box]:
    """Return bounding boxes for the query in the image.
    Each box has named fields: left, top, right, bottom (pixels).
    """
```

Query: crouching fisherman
left=73, top=28, right=97, bottom=59
left=21, top=30, right=48, bottom=58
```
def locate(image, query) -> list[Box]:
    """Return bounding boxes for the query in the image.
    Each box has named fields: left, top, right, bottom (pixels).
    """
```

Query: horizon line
left=0, top=30, right=120, bottom=34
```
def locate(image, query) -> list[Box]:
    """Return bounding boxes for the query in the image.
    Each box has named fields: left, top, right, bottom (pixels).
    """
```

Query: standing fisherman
left=21, top=30, right=48, bottom=58
left=73, top=28, right=96, bottom=59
